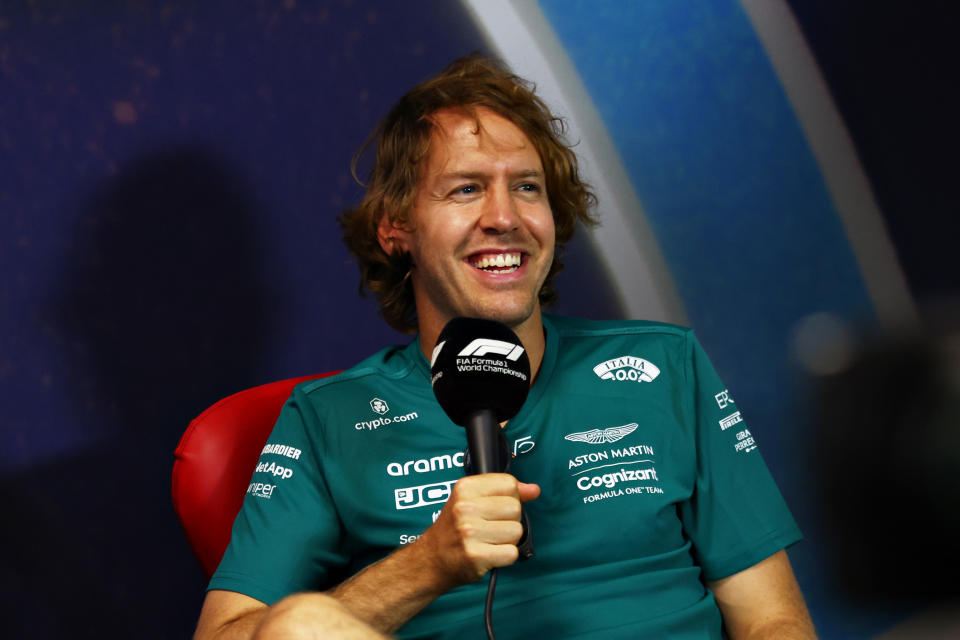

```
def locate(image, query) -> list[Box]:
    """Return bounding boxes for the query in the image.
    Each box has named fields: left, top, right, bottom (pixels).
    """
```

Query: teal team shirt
left=210, top=315, right=801, bottom=638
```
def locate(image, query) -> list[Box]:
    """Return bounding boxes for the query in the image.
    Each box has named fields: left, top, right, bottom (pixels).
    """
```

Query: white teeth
left=472, top=252, right=521, bottom=270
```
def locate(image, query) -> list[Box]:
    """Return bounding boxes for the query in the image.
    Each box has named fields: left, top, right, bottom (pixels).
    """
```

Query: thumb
left=517, top=481, right=541, bottom=503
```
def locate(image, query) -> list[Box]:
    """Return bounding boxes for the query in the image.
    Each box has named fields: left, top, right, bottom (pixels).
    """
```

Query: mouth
left=468, top=251, right=523, bottom=274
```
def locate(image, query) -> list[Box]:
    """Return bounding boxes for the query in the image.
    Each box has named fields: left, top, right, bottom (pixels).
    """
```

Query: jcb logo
left=458, top=339, right=525, bottom=361
left=394, top=480, right=457, bottom=510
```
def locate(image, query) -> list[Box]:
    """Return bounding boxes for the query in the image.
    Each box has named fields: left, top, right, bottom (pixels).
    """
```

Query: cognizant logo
left=355, top=411, right=419, bottom=431
left=576, top=467, right=659, bottom=490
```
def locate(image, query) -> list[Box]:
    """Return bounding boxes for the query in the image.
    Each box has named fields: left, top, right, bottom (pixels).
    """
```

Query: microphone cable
left=428, top=318, right=536, bottom=640
left=485, top=568, right=498, bottom=640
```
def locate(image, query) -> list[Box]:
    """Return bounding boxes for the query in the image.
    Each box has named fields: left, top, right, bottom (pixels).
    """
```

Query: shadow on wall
left=802, top=304, right=960, bottom=632
left=1, top=149, right=273, bottom=638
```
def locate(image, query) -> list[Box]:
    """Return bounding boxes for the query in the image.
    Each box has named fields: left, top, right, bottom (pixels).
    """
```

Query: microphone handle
left=464, top=408, right=502, bottom=474
left=463, top=408, right=535, bottom=561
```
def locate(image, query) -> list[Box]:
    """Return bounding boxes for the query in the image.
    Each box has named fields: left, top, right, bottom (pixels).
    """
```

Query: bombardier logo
left=565, top=422, right=638, bottom=444
left=458, top=339, right=525, bottom=361
left=593, top=356, right=660, bottom=383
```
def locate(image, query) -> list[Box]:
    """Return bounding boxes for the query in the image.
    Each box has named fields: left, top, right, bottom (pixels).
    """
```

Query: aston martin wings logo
left=564, top=422, right=638, bottom=444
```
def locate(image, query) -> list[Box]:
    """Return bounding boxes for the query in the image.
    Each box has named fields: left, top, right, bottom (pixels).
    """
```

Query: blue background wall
left=1, top=1, right=955, bottom=638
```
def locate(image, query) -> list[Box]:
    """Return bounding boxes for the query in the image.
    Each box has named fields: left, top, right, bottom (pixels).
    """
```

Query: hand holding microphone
left=427, top=317, right=538, bottom=639
left=414, top=318, right=538, bottom=591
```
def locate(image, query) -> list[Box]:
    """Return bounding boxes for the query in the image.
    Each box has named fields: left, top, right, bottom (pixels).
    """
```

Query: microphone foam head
left=430, top=317, right=531, bottom=426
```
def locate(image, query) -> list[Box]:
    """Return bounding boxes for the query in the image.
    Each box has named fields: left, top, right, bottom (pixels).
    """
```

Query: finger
left=464, top=539, right=522, bottom=570
left=517, top=482, right=541, bottom=503
left=470, top=520, right=525, bottom=545
left=473, top=495, right=522, bottom=521
left=454, top=473, right=519, bottom=498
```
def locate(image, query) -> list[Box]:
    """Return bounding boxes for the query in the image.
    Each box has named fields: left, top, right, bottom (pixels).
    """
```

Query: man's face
left=380, top=107, right=555, bottom=337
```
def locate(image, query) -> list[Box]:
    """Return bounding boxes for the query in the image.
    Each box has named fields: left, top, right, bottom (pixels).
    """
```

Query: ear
left=377, top=213, right=410, bottom=255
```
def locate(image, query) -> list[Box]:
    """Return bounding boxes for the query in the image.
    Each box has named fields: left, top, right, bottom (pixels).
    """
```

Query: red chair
left=172, top=372, right=340, bottom=578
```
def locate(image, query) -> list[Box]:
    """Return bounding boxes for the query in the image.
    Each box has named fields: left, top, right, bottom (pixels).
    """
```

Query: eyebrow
left=435, top=169, right=544, bottom=182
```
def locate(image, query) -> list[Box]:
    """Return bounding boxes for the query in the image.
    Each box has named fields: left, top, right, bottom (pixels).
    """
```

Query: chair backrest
left=172, top=372, right=339, bottom=578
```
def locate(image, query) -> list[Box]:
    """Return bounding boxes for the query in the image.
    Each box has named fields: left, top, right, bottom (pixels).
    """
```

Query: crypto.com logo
left=370, top=398, right=389, bottom=415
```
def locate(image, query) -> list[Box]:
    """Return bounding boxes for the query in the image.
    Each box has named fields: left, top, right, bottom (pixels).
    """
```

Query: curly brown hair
left=340, top=55, right=597, bottom=333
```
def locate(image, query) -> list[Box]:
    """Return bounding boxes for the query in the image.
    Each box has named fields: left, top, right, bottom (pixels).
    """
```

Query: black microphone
left=430, top=317, right=534, bottom=559
left=430, top=318, right=534, bottom=640
left=430, top=317, right=531, bottom=472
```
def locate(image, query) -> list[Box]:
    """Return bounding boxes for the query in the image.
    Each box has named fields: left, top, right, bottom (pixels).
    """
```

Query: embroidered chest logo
left=370, top=397, right=389, bottom=415
left=593, top=356, right=660, bottom=383
left=355, top=397, right=420, bottom=431
left=564, top=422, right=663, bottom=504
left=564, top=422, right=638, bottom=444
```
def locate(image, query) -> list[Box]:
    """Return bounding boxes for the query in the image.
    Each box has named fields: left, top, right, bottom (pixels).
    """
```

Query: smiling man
left=194, top=56, right=816, bottom=639
left=378, top=105, right=556, bottom=381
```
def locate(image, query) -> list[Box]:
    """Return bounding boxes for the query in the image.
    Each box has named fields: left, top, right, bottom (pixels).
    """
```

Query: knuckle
left=455, top=520, right=475, bottom=539
left=452, top=500, right=474, bottom=519
left=449, top=481, right=467, bottom=499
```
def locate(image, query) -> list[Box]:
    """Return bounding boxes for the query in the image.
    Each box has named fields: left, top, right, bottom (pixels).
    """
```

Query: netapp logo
left=387, top=452, right=465, bottom=477
left=255, top=461, right=294, bottom=480
left=458, top=339, right=525, bottom=361
left=593, top=356, right=660, bottom=383
left=394, top=480, right=457, bottom=510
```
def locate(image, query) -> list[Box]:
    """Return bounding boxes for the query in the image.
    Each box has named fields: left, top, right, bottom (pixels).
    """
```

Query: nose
left=478, top=183, right=520, bottom=234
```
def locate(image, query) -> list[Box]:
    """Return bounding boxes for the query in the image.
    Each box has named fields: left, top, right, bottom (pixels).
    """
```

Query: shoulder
left=545, top=315, right=697, bottom=385
left=546, top=313, right=693, bottom=341
left=292, top=341, right=422, bottom=401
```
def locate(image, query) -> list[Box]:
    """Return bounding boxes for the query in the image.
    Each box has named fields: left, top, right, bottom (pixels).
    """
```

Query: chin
left=463, top=300, right=538, bottom=329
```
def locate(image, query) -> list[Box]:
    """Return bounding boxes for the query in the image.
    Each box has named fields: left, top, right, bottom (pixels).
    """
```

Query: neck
left=418, top=309, right=547, bottom=384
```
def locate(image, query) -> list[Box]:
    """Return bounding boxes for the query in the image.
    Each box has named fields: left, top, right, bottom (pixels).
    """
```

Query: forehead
left=423, top=107, right=542, bottom=174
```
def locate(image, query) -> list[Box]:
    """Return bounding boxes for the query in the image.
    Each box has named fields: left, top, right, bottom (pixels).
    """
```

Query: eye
left=516, top=181, right=545, bottom=196
left=451, top=184, right=479, bottom=196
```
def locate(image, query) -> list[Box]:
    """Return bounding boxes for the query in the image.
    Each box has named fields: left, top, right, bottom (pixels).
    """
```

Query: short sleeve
left=678, top=332, right=801, bottom=581
left=208, top=385, right=347, bottom=604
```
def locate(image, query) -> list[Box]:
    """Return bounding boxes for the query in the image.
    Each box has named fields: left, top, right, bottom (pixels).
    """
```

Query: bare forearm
left=330, top=475, right=538, bottom=633
left=194, top=601, right=267, bottom=640
left=329, top=542, right=453, bottom=633
left=710, top=551, right=816, bottom=640
left=253, top=593, right=390, bottom=640
left=732, top=617, right=817, bottom=640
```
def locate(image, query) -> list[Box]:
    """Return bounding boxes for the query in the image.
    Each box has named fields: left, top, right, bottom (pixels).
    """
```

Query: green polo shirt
left=210, top=315, right=801, bottom=638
